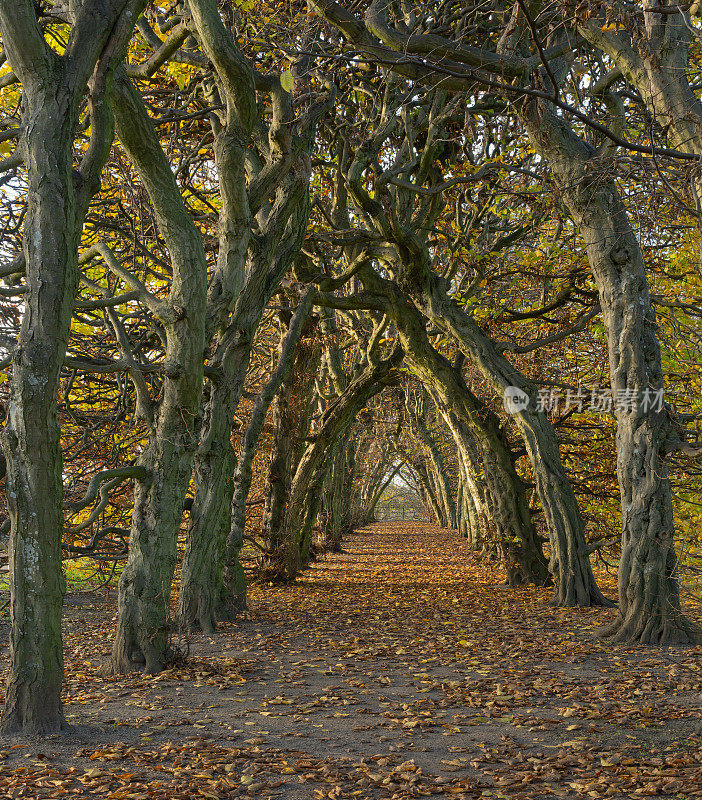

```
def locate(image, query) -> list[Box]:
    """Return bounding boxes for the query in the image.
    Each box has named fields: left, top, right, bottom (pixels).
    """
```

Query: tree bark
left=575, top=17, right=702, bottom=643
left=412, top=462, right=443, bottom=525
left=0, top=0, right=140, bottom=731
left=457, top=460, right=483, bottom=546
left=521, top=96, right=700, bottom=642
left=109, top=73, right=207, bottom=674
left=436, top=393, right=547, bottom=586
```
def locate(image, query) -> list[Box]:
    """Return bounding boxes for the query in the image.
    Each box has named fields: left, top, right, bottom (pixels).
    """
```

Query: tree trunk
left=217, top=289, right=314, bottom=616
left=168, top=0, right=332, bottom=627
left=110, top=74, right=207, bottom=673
left=425, top=463, right=450, bottom=527
left=257, top=315, right=321, bottom=581
left=521, top=98, right=700, bottom=642
left=258, top=387, right=296, bottom=579
left=0, top=0, right=140, bottom=730
left=181, top=285, right=312, bottom=626
left=413, top=462, right=443, bottom=525
left=458, top=462, right=482, bottom=546
left=179, top=144, right=314, bottom=612
left=177, top=292, right=276, bottom=629
left=438, top=396, right=548, bottom=587
left=455, top=450, right=484, bottom=547
left=1, top=103, right=75, bottom=735
left=455, top=468, right=468, bottom=539
left=315, top=432, right=353, bottom=552
left=177, top=393, right=236, bottom=633
left=408, top=404, right=456, bottom=529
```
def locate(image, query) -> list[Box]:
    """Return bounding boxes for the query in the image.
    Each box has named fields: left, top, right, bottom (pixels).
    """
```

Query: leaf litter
left=0, top=522, right=700, bottom=799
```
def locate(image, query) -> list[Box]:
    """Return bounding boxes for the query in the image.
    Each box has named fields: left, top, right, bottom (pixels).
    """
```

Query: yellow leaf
left=280, top=70, right=295, bottom=93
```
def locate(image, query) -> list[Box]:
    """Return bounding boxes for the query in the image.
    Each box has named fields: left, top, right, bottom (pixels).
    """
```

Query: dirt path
left=1, top=522, right=701, bottom=798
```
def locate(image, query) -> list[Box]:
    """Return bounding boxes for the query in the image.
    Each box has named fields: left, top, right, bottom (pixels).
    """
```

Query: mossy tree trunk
left=218, top=289, right=314, bottom=613
left=315, top=432, right=353, bottom=553
left=0, top=0, right=141, bottom=732
left=109, top=74, right=207, bottom=674
left=256, top=308, right=322, bottom=581
left=522, top=94, right=700, bottom=642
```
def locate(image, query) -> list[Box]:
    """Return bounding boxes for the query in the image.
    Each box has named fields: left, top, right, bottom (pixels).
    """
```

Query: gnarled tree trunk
left=216, top=289, right=314, bottom=617
left=0, top=0, right=140, bottom=731
left=521, top=96, right=700, bottom=642
left=109, top=73, right=207, bottom=674
left=1, top=98, right=75, bottom=736
left=256, top=309, right=321, bottom=581
left=315, top=432, right=353, bottom=553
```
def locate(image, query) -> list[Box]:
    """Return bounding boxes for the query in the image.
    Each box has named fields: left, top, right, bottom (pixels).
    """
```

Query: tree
left=176, top=0, right=331, bottom=631
left=105, top=70, right=208, bottom=674
left=0, top=0, right=142, bottom=733
left=311, top=74, right=606, bottom=602
left=573, top=2, right=702, bottom=643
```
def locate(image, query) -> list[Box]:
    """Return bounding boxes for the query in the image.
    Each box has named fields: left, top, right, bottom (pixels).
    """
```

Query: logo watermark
left=503, top=385, right=665, bottom=415
left=503, top=386, right=529, bottom=414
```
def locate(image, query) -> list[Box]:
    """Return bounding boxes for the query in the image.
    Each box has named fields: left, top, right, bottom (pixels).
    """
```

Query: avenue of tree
left=0, top=0, right=702, bottom=735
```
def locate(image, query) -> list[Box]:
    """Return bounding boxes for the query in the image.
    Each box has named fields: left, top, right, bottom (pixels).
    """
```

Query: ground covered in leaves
left=0, top=522, right=701, bottom=799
